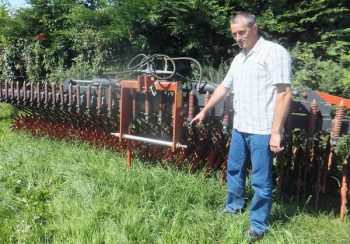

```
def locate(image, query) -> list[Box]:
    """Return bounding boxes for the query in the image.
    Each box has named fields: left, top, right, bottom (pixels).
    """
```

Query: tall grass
left=0, top=103, right=349, bottom=243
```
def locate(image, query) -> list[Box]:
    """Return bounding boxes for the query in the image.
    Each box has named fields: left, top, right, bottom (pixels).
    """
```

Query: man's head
left=230, top=12, right=259, bottom=52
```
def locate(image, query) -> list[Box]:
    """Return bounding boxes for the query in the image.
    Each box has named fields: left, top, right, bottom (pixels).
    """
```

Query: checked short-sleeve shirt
left=222, top=37, right=292, bottom=135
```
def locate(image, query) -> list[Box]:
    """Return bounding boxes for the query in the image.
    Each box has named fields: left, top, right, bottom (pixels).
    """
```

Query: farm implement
left=1, top=54, right=349, bottom=218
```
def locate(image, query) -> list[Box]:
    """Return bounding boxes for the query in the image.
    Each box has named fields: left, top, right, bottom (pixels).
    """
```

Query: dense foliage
left=0, top=0, right=349, bottom=97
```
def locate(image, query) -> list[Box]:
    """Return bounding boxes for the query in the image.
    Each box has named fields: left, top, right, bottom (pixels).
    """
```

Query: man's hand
left=270, top=84, right=291, bottom=153
left=189, top=84, right=228, bottom=125
left=269, top=133, right=284, bottom=153
left=190, top=110, right=207, bottom=125
left=190, top=84, right=228, bottom=125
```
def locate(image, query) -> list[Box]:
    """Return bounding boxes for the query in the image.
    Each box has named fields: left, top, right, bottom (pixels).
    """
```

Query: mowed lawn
left=0, top=103, right=349, bottom=243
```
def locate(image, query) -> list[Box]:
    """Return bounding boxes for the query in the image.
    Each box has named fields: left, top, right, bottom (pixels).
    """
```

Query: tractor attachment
left=1, top=54, right=349, bottom=217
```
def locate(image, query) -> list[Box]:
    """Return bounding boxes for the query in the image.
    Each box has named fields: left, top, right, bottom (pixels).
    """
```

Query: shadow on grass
left=270, top=192, right=342, bottom=226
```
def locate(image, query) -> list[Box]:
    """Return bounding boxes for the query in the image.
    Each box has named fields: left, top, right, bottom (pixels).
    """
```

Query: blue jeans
left=226, top=129, right=273, bottom=234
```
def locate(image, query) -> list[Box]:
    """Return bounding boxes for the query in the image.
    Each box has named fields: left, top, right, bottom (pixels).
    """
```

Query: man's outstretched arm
left=190, top=84, right=229, bottom=124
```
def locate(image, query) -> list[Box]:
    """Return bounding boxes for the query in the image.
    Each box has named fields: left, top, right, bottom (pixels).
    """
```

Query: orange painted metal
left=316, top=91, right=350, bottom=108
left=117, top=75, right=184, bottom=168
left=153, top=80, right=178, bottom=92
left=340, top=155, right=349, bottom=219
left=127, top=127, right=132, bottom=170
left=331, top=101, right=346, bottom=137
left=171, top=81, right=183, bottom=152
left=188, top=90, right=194, bottom=121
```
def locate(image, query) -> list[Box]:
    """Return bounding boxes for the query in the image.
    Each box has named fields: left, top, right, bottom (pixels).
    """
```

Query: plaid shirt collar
left=241, top=37, right=265, bottom=57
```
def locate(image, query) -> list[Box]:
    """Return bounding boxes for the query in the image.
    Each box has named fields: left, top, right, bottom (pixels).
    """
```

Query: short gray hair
left=230, top=11, right=257, bottom=27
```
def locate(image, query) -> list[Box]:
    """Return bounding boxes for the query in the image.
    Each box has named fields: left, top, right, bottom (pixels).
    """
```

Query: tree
left=0, top=0, right=348, bottom=97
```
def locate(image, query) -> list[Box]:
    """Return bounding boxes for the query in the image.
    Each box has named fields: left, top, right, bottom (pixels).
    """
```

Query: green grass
left=0, top=103, right=349, bottom=243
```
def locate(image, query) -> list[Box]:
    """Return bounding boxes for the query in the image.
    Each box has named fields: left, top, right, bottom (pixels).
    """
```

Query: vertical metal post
left=222, top=94, right=230, bottom=133
left=76, top=84, right=81, bottom=113
left=188, top=90, right=194, bottom=122
left=107, top=85, right=112, bottom=117
left=127, top=127, right=132, bottom=169
left=4, top=81, right=8, bottom=100
left=30, top=82, right=34, bottom=105
left=340, top=153, right=349, bottom=219
left=51, top=82, right=56, bottom=109
left=36, top=82, right=41, bottom=107
left=23, top=81, right=27, bottom=101
left=59, top=83, right=64, bottom=109
left=97, top=84, right=102, bottom=115
left=10, top=81, right=14, bottom=100
left=86, top=85, right=91, bottom=114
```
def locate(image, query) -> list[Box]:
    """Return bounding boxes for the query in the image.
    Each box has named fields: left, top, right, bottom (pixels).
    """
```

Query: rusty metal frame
left=114, top=75, right=186, bottom=168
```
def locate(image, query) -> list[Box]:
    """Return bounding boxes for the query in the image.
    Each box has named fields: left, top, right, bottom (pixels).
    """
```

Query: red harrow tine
left=23, top=82, right=27, bottom=102
left=132, top=90, right=137, bottom=121
left=86, top=85, right=91, bottom=114
left=308, top=99, right=317, bottom=137
left=5, top=80, right=8, bottom=100
left=340, top=152, right=349, bottom=219
left=331, top=100, right=345, bottom=138
left=44, top=82, right=49, bottom=106
left=297, top=99, right=317, bottom=201
left=16, top=81, right=20, bottom=103
left=51, top=82, right=56, bottom=109
left=59, top=83, right=64, bottom=108
left=30, top=82, right=34, bottom=105
left=97, top=84, right=102, bottom=115
left=36, top=82, right=41, bottom=106
left=144, top=92, right=150, bottom=122
left=305, top=100, right=323, bottom=209
left=304, top=99, right=317, bottom=201
left=332, top=100, right=349, bottom=219
left=107, top=85, right=112, bottom=117
left=68, top=83, right=73, bottom=109
left=76, top=84, right=81, bottom=113
left=321, top=101, right=346, bottom=194
left=157, top=93, right=163, bottom=124
left=10, top=81, right=14, bottom=101
left=277, top=112, right=293, bottom=190
left=187, top=90, right=195, bottom=122
left=222, top=95, right=230, bottom=133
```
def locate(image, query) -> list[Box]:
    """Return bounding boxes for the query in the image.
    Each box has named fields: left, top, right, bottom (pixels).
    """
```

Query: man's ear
left=252, top=23, right=259, bottom=33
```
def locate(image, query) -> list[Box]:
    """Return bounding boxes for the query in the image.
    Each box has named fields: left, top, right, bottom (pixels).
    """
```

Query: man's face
left=230, top=18, right=259, bottom=52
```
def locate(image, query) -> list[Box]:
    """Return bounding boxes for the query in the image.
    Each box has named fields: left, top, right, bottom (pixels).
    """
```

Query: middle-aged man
left=191, top=11, right=292, bottom=242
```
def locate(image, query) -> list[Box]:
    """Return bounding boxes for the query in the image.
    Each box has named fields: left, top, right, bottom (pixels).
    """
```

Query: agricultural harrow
left=1, top=54, right=349, bottom=218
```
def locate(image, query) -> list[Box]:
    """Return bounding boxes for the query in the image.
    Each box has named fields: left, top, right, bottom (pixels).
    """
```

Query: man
left=191, top=11, right=292, bottom=242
